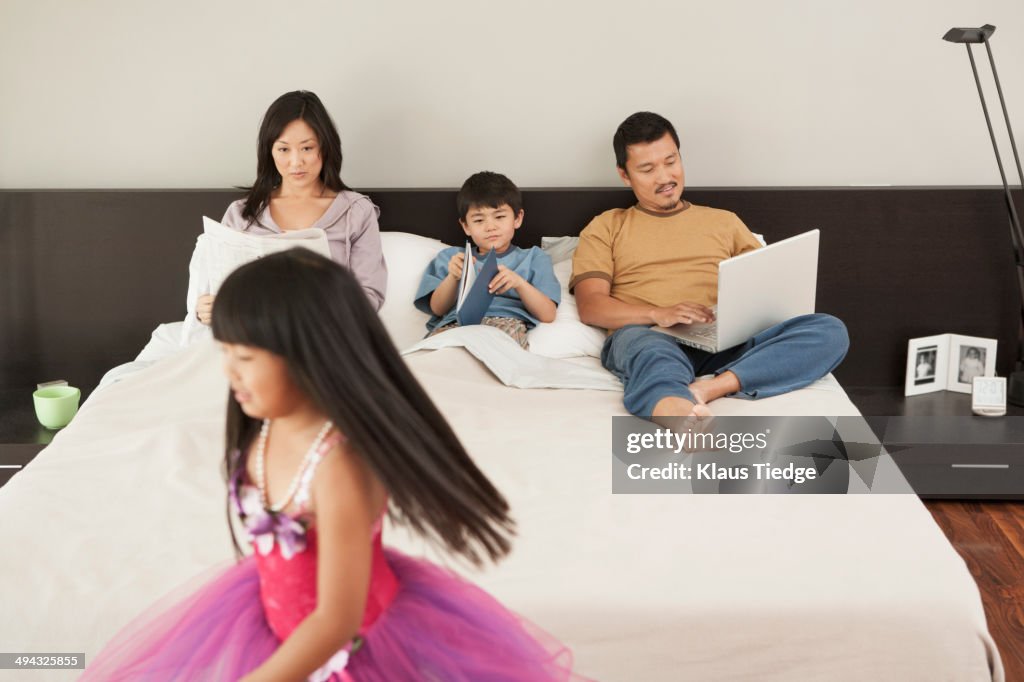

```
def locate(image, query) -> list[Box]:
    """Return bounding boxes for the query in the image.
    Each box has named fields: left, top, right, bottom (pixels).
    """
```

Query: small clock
left=971, top=376, right=1007, bottom=417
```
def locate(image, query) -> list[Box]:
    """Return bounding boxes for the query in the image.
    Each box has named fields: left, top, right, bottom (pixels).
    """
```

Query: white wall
left=1, top=0, right=1022, bottom=189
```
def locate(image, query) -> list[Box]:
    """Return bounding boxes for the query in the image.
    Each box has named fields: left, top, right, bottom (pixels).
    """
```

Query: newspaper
left=200, top=216, right=332, bottom=293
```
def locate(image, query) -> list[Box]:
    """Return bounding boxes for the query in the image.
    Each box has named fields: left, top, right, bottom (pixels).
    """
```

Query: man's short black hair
left=457, top=171, right=523, bottom=221
left=613, top=112, right=680, bottom=171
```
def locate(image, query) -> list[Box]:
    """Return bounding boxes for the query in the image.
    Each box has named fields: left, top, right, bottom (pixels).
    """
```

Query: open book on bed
left=200, top=217, right=332, bottom=294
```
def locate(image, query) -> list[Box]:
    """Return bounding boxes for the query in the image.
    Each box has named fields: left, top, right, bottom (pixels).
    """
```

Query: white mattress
left=0, top=341, right=1003, bottom=681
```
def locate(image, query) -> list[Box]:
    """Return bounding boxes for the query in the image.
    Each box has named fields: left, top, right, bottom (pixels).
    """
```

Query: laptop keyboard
left=688, top=324, right=718, bottom=341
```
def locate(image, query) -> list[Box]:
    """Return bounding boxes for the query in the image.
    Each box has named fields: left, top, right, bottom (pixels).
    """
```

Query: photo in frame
left=905, top=335, right=947, bottom=397
left=904, top=334, right=997, bottom=396
left=948, top=335, right=998, bottom=393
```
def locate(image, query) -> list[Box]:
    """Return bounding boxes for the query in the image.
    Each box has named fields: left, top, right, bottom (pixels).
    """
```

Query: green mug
left=33, top=386, right=81, bottom=429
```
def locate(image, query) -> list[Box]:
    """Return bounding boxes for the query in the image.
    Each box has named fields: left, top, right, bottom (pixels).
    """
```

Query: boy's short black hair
left=613, top=112, right=681, bottom=171
left=457, top=171, right=523, bottom=221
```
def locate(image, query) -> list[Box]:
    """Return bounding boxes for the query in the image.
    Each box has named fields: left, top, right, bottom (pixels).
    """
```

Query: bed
left=0, top=230, right=1004, bottom=681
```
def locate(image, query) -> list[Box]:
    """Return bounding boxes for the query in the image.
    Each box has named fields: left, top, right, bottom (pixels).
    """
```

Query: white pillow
left=378, top=231, right=451, bottom=350
left=528, top=259, right=607, bottom=358
left=539, top=235, right=579, bottom=264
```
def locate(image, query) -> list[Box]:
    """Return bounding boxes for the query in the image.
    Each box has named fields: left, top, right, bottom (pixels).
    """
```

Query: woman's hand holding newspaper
left=196, top=294, right=215, bottom=325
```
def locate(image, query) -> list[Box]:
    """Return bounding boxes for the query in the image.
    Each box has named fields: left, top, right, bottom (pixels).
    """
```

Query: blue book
left=456, top=246, right=499, bottom=326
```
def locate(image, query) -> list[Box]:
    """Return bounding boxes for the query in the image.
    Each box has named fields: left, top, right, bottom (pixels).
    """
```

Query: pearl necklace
left=254, top=418, right=333, bottom=513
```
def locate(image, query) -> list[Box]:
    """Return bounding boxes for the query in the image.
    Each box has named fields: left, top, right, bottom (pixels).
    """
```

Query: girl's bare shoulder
left=310, top=439, right=386, bottom=520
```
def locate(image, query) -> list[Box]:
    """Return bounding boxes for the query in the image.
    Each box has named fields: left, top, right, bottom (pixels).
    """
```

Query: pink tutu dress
left=82, top=435, right=580, bottom=681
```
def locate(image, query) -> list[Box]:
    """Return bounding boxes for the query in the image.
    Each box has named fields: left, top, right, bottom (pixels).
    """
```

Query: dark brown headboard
left=1, top=187, right=1020, bottom=393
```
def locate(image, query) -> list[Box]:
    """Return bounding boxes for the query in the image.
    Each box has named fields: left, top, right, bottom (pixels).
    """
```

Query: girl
left=182, top=90, right=387, bottom=345
left=83, top=249, right=579, bottom=681
left=959, top=346, right=985, bottom=383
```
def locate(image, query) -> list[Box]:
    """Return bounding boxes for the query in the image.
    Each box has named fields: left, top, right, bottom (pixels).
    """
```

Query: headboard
left=1, top=187, right=1020, bottom=393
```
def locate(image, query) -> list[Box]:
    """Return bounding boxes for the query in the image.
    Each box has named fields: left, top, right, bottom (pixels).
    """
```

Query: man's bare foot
left=689, top=370, right=741, bottom=405
left=652, top=396, right=713, bottom=419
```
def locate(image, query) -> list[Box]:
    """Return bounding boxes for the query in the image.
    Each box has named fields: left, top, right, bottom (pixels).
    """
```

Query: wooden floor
left=926, top=501, right=1024, bottom=681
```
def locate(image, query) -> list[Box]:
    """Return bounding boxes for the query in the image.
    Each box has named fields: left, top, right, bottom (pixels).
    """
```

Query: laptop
left=652, top=229, right=819, bottom=352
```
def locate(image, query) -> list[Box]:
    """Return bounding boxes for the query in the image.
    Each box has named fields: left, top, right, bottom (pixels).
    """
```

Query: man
left=571, top=111, right=848, bottom=418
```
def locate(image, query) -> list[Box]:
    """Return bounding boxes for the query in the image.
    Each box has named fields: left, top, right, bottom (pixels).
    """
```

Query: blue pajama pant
left=600, top=314, right=849, bottom=417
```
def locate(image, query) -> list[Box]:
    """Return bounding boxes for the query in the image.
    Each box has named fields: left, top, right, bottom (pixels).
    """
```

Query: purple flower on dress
left=236, top=484, right=308, bottom=560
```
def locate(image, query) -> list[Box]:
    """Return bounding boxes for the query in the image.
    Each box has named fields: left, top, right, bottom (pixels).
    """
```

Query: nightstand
left=0, top=389, right=57, bottom=487
left=847, top=386, right=1024, bottom=500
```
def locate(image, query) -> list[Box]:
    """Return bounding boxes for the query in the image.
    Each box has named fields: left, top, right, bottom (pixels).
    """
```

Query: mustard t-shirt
left=570, top=202, right=762, bottom=308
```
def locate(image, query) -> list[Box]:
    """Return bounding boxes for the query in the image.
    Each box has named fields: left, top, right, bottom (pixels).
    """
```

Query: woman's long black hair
left=213, top=249, right=514, bottom=565
left=241, top=90, right=349, bottom=224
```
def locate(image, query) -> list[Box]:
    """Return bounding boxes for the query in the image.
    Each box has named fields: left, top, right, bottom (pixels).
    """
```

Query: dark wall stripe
left=1, top=187, right=1020, bottom=392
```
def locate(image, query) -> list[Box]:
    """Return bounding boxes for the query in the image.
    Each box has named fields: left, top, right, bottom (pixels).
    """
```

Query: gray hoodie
left=220, top=190, right=387, bottom=310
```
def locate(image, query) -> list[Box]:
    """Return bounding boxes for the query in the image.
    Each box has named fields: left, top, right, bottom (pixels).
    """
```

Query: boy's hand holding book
left=446, top=251, right=471, bottom=281
left=488, top=265, right=526, bottom=295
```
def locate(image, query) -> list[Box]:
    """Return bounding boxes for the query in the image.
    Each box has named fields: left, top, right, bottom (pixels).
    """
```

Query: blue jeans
left=601, top=314, right=849, bottom=417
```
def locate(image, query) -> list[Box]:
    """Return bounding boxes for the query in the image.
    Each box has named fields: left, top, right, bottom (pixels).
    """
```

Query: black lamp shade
left=943, top=25, right=996, bottom=44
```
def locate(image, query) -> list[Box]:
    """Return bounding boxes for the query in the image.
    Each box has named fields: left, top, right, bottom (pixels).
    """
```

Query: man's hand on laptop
left=650, top=303, right=716, bottom=327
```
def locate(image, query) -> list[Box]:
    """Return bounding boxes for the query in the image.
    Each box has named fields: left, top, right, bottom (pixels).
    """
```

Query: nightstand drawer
left=889, top=445, right=1024, bottom=499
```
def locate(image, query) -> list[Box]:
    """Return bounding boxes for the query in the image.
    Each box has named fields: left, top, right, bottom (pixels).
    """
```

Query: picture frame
left=905, top=335, right=947, bottom=397
left=947, top=334, right=998, bottom=394
left=904, top=333, right=998, bottom=396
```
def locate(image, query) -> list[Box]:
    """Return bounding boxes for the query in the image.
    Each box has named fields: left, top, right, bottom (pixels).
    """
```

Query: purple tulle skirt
left=82, top=549, right=580, bottom=681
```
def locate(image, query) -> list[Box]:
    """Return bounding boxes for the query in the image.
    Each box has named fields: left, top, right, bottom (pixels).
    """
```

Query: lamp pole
left=944, top=24, right=1024, bottom=406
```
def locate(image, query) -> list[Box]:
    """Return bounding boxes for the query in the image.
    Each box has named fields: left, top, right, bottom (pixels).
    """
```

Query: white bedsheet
left=403, top=325, right=622, bottom=390
left=400, top=348, right=1003, bottom=681
left=0, top=341, right=1003, bottom=681
left=95, top=321, right=188, bottom=390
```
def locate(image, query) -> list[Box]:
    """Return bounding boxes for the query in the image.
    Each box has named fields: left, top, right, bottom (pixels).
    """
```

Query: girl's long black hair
left=241, top=90, right=349, bottom=224
left=213, top=249, right=514, bottom=565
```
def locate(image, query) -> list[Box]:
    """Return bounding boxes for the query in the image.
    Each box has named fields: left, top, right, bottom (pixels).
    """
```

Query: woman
left=182, top=91, right=386, bottom=344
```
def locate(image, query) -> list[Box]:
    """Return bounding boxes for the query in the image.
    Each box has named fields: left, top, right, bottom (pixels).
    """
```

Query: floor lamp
left=943, top=24, right=1024, bottom=406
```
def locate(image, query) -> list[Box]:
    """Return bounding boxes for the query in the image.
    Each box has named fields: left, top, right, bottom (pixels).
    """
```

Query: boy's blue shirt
left=414, top=245, right=561, bottom=332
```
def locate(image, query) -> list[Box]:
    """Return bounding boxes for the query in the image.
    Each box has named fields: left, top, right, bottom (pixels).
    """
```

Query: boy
left=414, top=171, right=560, bottom=349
